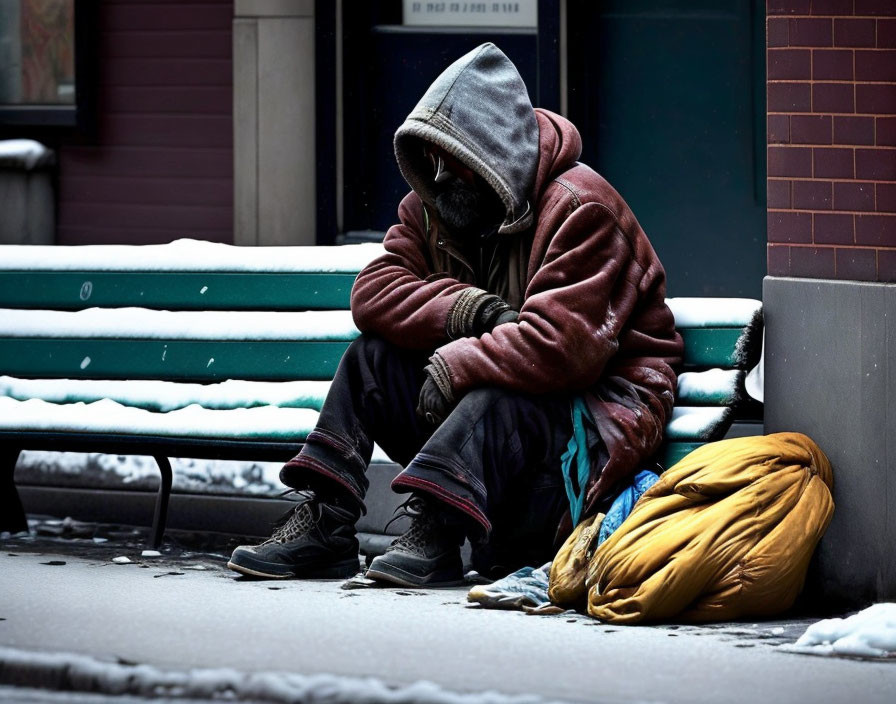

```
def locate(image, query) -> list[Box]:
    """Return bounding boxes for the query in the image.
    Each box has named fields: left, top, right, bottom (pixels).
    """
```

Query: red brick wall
left=767, top=0, right=896, bottom=282
left=56, top=0, right=233, bottom=245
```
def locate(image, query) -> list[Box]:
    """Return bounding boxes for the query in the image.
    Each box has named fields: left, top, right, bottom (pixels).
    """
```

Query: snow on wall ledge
left=0, top=239, right=386, bottom=272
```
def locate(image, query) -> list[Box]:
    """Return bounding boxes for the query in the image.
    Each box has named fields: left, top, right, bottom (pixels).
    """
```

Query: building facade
left=1, top=0, right=894, bottom=603
left=764, top=0, right=896, bottom=606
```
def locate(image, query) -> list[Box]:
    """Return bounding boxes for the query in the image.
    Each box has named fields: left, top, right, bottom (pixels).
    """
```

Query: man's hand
left=417, top=369, right=452, bottom=427
left=474, top=296, right=518, bottom=335
left=492, top=309, right=519, bottom=327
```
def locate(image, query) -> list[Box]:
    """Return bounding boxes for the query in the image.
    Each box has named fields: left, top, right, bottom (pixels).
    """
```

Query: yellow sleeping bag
left=550, top=432, right=834, bottom=623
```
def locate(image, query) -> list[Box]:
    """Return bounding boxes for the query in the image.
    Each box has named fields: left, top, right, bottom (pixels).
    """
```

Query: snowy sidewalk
left=1, top=532, right=895, bottom=704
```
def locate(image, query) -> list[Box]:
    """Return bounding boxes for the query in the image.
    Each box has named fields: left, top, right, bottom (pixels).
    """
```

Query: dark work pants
left=281, top=334, right=573, bottom=573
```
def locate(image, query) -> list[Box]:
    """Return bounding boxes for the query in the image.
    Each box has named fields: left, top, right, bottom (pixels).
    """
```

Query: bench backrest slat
left=0, top=271, right=358, bottom=311
left=0, top=339, right=352, bottom=382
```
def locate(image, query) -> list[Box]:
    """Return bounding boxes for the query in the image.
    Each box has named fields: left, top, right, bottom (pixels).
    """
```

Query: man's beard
left=434, top=179, right=503, bottom=237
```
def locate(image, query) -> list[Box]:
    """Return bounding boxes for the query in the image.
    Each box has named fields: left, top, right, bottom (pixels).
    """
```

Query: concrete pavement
left=1, top=531, right=894, bottom=704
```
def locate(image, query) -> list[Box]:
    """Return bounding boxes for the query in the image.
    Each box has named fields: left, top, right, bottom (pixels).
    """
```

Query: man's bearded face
left=426, top=146, right=504, bottom=237
left=435, top=178, right=502, bottom=237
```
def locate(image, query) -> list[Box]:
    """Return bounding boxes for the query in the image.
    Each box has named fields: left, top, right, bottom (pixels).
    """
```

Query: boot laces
left=386, top=495, right=439, bottom=555
left=264, top=490, right=317, bottom=545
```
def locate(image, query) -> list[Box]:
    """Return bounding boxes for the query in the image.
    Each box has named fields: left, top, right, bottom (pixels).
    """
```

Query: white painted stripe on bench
left=0, top=376, right=330, bottom=412
left=666, top=406, right=732, bottom=441
left=0, top=239, right=385, bottom=273
left=0, top=308, right=360, bottom=340
left=666, top=298, right=761, bottom=328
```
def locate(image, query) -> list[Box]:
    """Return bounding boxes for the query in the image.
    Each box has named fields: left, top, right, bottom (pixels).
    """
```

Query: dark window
left=0, top=0, right=94, bottom=131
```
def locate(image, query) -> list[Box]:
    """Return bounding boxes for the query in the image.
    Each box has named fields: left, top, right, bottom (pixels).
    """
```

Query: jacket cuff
left=446, top=287, right=491, bottom=339
left=427, top=353, right=455, bottom=403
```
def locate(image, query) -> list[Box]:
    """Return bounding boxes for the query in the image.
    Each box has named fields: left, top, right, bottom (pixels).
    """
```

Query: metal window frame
left=0, top=0, right=97, bottom=137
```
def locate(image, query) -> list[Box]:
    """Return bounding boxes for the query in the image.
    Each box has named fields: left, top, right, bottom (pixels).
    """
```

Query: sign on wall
left=403, top=1, right=537, bottom=28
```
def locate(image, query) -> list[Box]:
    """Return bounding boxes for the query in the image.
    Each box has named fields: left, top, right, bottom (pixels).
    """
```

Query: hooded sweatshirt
left=351, top=43, right=683, bottom=518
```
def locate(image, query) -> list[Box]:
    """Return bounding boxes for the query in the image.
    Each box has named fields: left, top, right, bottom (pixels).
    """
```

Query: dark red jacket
left=352, top=109, right=683, bottom=514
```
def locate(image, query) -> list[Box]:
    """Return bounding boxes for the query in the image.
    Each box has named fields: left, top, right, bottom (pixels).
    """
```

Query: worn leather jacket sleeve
left=350, top=193, right=476, bottom=350
left=433, top=203, right=639, bottom=394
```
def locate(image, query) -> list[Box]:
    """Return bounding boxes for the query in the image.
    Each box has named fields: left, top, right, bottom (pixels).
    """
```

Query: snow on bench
left=0, top=397, right=319, bottom=441
left=0, top=308, right=359, bottom=340
left=0, top=376, right=331, bottom=413
left=0, top=239, right=385, bottom=273
left=666, top=297, right=762, bottom=328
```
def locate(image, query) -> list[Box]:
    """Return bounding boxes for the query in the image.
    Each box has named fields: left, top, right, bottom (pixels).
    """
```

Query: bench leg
left=150, top=456, right=173, bottom=550
left=1, top=448, right=28, bottom=534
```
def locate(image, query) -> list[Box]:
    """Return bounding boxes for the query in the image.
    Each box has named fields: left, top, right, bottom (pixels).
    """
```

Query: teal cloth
left=560, top=395, right=592, bottom=527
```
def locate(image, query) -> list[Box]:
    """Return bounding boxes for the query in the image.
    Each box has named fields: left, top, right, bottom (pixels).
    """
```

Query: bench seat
left=0, top=240, right=762, bottom=548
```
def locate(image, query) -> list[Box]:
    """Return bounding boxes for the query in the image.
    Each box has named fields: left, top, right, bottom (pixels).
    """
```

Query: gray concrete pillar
left=233, top=0, right=316, bottom=246
left=764, top=276, right=896, bottom=608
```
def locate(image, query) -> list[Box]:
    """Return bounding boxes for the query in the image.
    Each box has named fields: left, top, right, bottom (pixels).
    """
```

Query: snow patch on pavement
left=16, top=451, right=285, bottom=496
left=16, top=445, right=392, bottom=497
left=0, top=646, right=558, bottom=703
left=783, top=603, right=896, bottom=658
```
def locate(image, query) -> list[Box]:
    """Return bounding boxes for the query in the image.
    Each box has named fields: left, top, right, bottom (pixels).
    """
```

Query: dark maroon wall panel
left=57, top=0, right=233, bottom=245
left=767, top=1, right=896, bottom=282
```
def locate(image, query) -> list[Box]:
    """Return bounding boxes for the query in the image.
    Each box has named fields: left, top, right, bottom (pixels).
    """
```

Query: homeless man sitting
left=227, top=43, right=683, bottom=586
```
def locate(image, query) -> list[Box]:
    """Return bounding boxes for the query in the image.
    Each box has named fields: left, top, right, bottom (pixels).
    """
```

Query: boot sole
left=227, top=554, right=360, bottom=580
left=365, top=560, right=465, bottom=588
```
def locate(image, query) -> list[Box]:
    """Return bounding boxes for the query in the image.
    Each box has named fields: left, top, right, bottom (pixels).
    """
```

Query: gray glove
left=474, top=295, right=518, bottom=335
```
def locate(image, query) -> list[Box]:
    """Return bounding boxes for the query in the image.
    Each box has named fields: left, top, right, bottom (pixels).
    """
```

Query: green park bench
left=0, top=240, right=762, bottom=549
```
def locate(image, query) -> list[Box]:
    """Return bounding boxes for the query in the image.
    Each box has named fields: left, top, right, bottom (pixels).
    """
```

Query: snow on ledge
left=0, top=238, right=385, bottom=273
left=666, top=298, right=761, bottom=328
left=0, top=308, right=360, bottom=340
left=0, top=139, right=54, bottom=169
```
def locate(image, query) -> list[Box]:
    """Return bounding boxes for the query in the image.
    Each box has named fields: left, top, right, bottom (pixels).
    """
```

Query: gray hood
left=393, top=43, right=540, bottom=235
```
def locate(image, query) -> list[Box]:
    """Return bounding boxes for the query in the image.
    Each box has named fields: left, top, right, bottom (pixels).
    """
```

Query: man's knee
left=453, top=386, right=522, bottom=419
left=344, top=333, right=391, bottom=361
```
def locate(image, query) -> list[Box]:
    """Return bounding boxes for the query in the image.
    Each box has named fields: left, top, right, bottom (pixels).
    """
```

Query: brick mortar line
left=769, top=244, right=893, bottom=251
left=768, top=15, right=896, bottom=20
left=769, top=48, right=896, bottom=51
left=767, top=80, right=896, bottom=84
left=768, top=111, right=896, bottom=117
left=769, top=208, right=896, bottom=214
left=768, top=177, right=896, bottom=183
left=767, top=145, right=896, bottom=149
